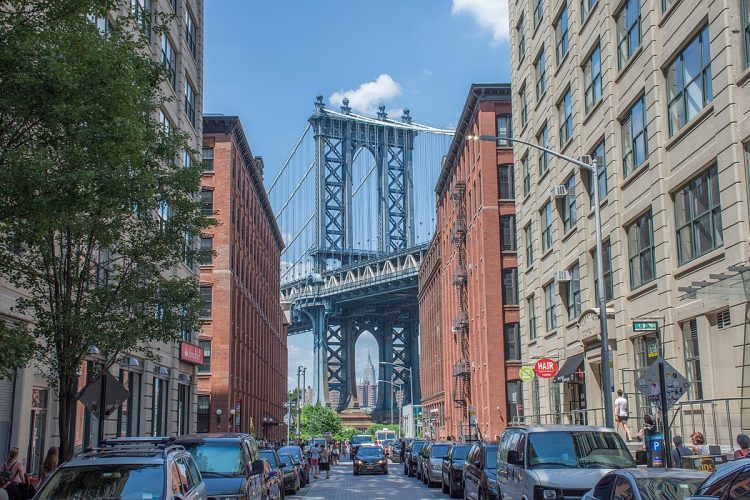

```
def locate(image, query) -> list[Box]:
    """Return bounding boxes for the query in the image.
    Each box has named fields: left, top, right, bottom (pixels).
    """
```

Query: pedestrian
left=0, top=449, right=23, bottom=486
left=671, top=436, right=692, bottom=467
left=638, top=414, right=656, bottom=451
left=319, top=445, right=330, bottom=479
left=37, top=446, right=58, bottom=485
left=310, top=444, right=320, bottom=479
left=691, top=431, right=710, bottom=455
left=399, top=439, right=406, bottom=463
left=614, top=390, right=633, bottom=441
left=331, top=442, right=339, bottom=465
left=735, top=434, right=750, bottom=459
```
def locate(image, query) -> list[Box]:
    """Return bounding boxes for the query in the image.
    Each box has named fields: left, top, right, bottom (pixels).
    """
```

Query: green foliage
left=300, top=404, right=342, bottom=438
left=0, top=1, right=212, bottom=458
left=366, top=423, right=399, bottom=436
left=333, top=426, right=358, bottom=443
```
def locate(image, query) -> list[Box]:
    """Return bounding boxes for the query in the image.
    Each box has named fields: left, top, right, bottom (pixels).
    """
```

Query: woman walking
left=0, top=449, right=24, bottom=485
left=37, top=447, right=59, bottom=485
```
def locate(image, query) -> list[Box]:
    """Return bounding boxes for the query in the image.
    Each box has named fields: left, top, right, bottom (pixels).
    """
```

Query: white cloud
left=329, top=74, right=402, bottom=116
left=422, top=68, right=433, bottom=77
left=451, top=0, right=510, bottom=43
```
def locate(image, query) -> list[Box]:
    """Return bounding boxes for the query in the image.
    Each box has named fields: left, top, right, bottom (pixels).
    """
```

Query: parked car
left=259, top=458, right=284, bottom=500
left=463, top=441, right=499, bottom=500
left=276, top=445, right=310, bottom=486
left=404, top=439, right=427, bottom=477
left=260, top=449, right=300, bottom=495
left=582, top=468, right=708, bottom=500
left=420, top=441, right=452, bottom=488
left=496, top=425, right=636, bottom=500
left=442, top=443, right=471, bottom=498
left=176, top=433, right=268, bottom=500
left=278, top=452, right=303, bottom=493
left=686, top=457, right=750, bottom=499
left=353, top=445, right=389, bottom=475
left=350, top=434, right=374, bottom=459
left=416, top=441, right=432, bottom=482
left=34, top=436, right=207, bottom=499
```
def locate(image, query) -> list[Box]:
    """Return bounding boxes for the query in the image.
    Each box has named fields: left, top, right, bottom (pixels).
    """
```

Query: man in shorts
left=319, top=445, right=330, bottom=479
left=310, top=444, right=320, bottom=479
left=614, top=389, right=633, bottom=441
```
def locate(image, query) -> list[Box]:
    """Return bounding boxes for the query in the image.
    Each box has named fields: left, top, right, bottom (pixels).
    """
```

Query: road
left=297, top=458, right=447, bottom=500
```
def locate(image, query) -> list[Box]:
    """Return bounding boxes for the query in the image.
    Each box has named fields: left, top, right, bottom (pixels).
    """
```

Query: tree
left=300, top=404, right=342, bottom=438
left=366, top=423, right=399, bottom=436
left=0, top=2, right=212, bottom=459
left=333, top=426, right=358, bottom=443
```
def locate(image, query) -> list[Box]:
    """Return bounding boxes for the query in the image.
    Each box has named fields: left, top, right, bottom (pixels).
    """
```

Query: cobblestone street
left=298, top=459, right=447, bottom=500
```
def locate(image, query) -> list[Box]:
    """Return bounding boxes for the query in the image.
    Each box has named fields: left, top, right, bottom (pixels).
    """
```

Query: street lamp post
left=379, top=362, right=416, bottom=436
left=377, top=377, right=404, bottom=433
left=468, top=134, right=614, bottom=429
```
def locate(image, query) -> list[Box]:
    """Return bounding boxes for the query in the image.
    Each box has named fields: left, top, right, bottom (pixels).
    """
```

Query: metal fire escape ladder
left=450, top=180, right=471, bottom=411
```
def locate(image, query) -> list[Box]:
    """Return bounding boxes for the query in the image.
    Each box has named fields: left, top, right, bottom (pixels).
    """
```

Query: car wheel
left=442, top=479, right=449, bottom=494
left=449, top=482, right=457, bottom=499
left=478, top=488, right=485, bottom=500
left=403, top=464, right=408, bottom=475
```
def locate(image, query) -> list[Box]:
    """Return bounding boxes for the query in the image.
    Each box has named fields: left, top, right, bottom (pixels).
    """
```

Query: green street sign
left=633, top=321, right=658, bottom=333
left=519, top=366, right=536, bottom=382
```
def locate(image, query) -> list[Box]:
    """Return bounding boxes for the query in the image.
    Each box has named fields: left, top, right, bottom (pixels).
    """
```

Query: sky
left=203, top=0, right=512, bottom=392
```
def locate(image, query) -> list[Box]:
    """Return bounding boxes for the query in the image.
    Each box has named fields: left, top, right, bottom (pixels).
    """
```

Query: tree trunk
left=58, top=374, right=77, bottom=461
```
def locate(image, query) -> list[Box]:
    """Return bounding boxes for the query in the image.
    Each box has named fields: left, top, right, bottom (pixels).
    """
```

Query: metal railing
left=510, top=407, right=607, bottom=427
left=672, top=397, right=750, bottom=451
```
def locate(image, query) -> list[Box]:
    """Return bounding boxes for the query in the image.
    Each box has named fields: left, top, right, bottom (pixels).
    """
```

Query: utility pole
left=302, top=367, right=307, bottom=405
left=296, top=366, right=303, bottom=440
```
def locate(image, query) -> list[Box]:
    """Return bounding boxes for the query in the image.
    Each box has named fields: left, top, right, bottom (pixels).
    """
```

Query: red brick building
left=198, top=115, right=287, bottom=441
left=420, top=84, right=519, bottom=440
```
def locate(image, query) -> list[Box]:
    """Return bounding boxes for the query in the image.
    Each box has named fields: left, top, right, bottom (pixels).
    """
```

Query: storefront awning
left=553, top=353, right=585, bottom=383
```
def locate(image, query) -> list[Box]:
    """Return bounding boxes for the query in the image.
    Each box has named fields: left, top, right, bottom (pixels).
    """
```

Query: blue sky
left=203, top=0, right=511, bottom=391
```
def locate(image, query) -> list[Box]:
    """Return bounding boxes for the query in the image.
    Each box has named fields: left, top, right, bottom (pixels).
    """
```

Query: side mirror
left=279, top=462, right=287, bottom=468
left=251, top=459, right=265, bottom=475
left=635, top=450, right=648, bottom=466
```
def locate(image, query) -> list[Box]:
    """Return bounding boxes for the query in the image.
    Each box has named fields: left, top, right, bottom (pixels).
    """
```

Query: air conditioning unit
left=553, top=270, right=571, bottom=283
left=550, top=185, right=568, bottom=199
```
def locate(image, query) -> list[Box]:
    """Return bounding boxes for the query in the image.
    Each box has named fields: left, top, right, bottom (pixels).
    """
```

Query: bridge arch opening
left=351, top=145, right=379, bottom=254
left=354, top=331, right=379, bottom=410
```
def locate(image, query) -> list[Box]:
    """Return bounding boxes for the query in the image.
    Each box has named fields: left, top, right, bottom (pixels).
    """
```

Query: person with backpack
left=0, top=449, right=23, bottom=486
left=735, top=434, right=750, bottom=459
left=671, top=436, right=692, bottom=467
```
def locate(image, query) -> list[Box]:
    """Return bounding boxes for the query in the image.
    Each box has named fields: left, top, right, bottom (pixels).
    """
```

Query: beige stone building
left=0, top=0, right=204, bottom=473
left=509, top=0, right=750, bottom=445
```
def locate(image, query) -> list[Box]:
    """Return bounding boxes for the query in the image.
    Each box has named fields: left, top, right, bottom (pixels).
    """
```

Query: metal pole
left=591, top=157, right=615, bottom=429
left=296, top=366, right=302, bottom=440
left=659, top=361, right=672, bottom=468
left=97, top=371, right=108, bottom=446
left=390, top=374, right=394, bottom=426
left=303, top=367, right=307, bottom=405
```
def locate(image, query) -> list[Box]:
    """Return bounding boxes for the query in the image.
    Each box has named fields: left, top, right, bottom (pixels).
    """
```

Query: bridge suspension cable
left=268, top=123, right=311, bottom=196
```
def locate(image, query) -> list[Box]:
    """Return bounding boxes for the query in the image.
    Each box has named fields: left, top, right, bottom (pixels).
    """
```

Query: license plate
left=367, top=466, right=374, bottom=470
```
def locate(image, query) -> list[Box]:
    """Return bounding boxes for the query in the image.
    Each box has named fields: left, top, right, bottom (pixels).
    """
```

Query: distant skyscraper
left=304, top=386, right=314, bottom=406
left=363, top=350, right=376, bottom=384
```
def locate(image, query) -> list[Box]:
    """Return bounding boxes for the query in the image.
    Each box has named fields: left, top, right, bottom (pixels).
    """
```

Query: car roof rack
left=80, top=436, right=185, bottom=457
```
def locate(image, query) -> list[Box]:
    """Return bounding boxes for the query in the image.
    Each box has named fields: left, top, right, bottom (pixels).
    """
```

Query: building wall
left=199, top=116, right=287, bottom=442
left=510, top=0, right=750, bottom=431
left=1, top=0, right=205, bottom=472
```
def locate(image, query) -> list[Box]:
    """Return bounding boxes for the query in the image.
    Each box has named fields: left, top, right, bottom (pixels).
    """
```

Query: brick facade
left=199, top=116, right=287, bottom=441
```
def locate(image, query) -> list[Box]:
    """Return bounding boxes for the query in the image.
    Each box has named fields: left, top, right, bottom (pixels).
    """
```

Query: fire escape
left=450, top=179, right=471, bottom=423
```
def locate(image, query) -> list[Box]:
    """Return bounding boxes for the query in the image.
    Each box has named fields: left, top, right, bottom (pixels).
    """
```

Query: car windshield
left=485, top=447, right=498, bottom=469
left=36, top=464, right=165, bottom=499
left=634, top=477, right=704, bottom=500
left=411, top=441, right=425, bottom=453
left=453, top=446, right=471, bottom=460
left=357, top=447, right=385, bottom=458
left=279, top=454, right=294, bottom=466
left=185, top=442, right=244, bottom=477
left=352, top=435, right=373, bottom=445
left=527, top=432, right=635, bottom=469
left=431, top=445, right=450, bottom=458
left=278, top=447, right=301, bottom=460
left=259, top=450, right=278, bottom=467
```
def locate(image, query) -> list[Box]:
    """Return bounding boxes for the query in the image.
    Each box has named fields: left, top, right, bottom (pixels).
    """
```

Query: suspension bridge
left=269, top=95, right=453, bottom=419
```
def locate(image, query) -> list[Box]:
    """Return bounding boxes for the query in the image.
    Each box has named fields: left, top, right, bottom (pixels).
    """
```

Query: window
left=558, top=89, right=573, bottom=146
left=506, top=381, right=524, bottom=422
left=541, top=201, right=553, bottom=252
left=627, top=210, right=655, bottom=288
left=593, top=240, right=614, bottom=302
left=520, top=85, right=529, bottom=129
left=566, top=263, right=581, bottom=319
left=549, top=382, right=562, bottom=422
left=555, top=5, right=569, bottom=65
left=562, top=175, right=577, bottom=232
left=161, top=35, right=176, bottom=89
left=544, top=282, right=557, bottom=331
left=517, top=15, right=526, bottom=61
left=497, top=114, right=512, bottom=147
left=535, top=49, right=547, bottom=101
left=537, top=124, right=549, bottom=176
left=616, top=0, right=641, bottom=69
left=501, top=215, right=517, bottom=251
left=199, top=286, right=212, bottom=318
left=581, top=0, right=598, bottom=21
left=504, top=323, right=521, bottom=361
left=522, top=154, right=531, bottom=196
left=202, top=147, right=214, bottom=171
left=198, top=340, right=211, bottom=373
left=185, top=79, right=196, bottom=128
left=525, top=223, right=534, bottom=266
left=588, top=139, right=608, bottom=205
left=531, top=378, right=541, bottom=417
left=185, top=7, right=197, bottom=58
left=197, top=395, right=210, bottom=433
left=533, top=0, right=544, bottom=28
left=622, top=96, right=647, bottom=176
left=584, top=45, right=602, bottom=113
left=156, top=201, right=169, bottom=229
left=200, top=237, right=213, bottom=266
left=151, top=376, right=169, bottom=436
left=635, top=333, right=661, bottom=368
left=502, top=269, right=519, bottom=305
left=527, top=294, right=538, bottom=340
left=183, top=150, right=193, bottom=170
left=675, top=165, right=723, bottom=264
left=498, top=164, right=515, bottom=199
left=682, top=319, right=703, bottom=399
left=159, top=109, right=173, bottom=136
left=717, top=308, right=731, bottom=329
left=666, top=25, right=712, bottom=135
left=116, top=370, right=141, bottom=437
left=177, top=384, right=190, bottom=435
left=201, top=189, right=213, bottom=216
left=744, top=0, right=750, bottom=68
left=130, top=0, right=150, bottom=36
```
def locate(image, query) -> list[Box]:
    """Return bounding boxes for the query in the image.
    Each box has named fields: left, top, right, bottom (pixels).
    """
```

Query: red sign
left=534, top=358, right=559, bottom=378
left=180, top=341, right=204, bottom=365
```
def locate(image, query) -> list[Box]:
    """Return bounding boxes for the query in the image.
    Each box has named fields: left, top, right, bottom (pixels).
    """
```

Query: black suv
left=404, top=439, right=426, bottom=477
left=442, top=443, right=471, bottom=498
left=34, top=437, right=207, bottom=499
left=463, top=441, right=499, bottom=500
